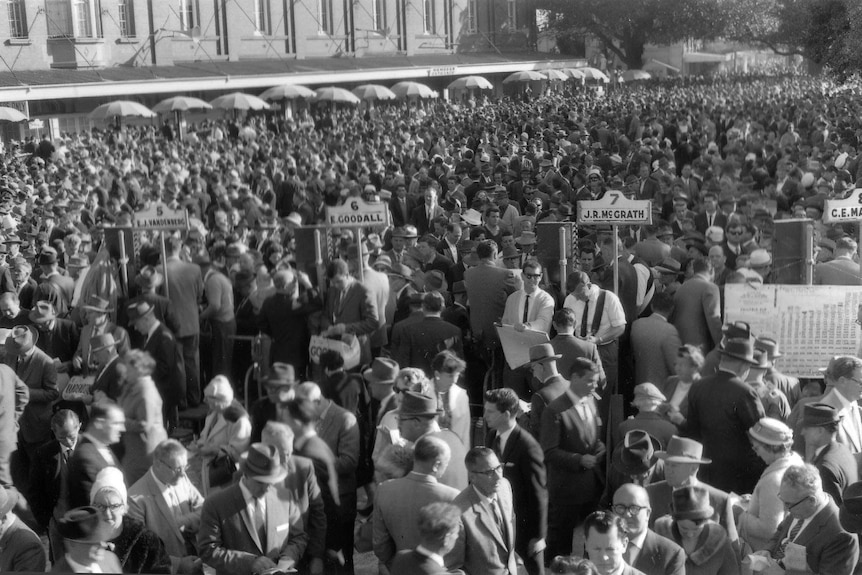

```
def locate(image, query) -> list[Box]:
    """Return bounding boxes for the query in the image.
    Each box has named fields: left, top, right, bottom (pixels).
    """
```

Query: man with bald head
left=611, top=484, right=685, bottom=575
left=259, top=269, right=320, bottom=378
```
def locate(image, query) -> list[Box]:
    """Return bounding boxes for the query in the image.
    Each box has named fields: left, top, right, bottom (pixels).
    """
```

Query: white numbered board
left=725, top=283, right=862, bottom=378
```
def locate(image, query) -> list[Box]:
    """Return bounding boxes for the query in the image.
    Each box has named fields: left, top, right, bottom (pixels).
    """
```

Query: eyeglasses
left=847, top=377, right=862, bottom=386
left=612, top=504, right=648, bottom=516
left=94, top=503, right=124, bottom=512
left=159, top=459, right=189, bottom=474
left=727, top=230, right=743, bottom=235
left=780, top=495, right=811, bottom=511
left=472, top=464, right=503, bottom=477
left=524, top=273, right=542, bottom=279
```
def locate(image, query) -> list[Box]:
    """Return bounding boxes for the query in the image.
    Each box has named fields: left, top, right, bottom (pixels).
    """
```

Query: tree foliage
left=536, top=0, right=726, bottom=69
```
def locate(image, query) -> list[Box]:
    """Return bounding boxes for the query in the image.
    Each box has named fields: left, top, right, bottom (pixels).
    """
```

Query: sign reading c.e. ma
left=326, top=199, right=389, bottom=227
left=577, top=190, right=653, bottom=225
left=132, top=203, right=190, bottom=231
left=824, top=189, right=862, bottom=224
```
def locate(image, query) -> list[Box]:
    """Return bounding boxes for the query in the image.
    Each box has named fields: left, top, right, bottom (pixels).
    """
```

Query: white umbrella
left=209, top=92, right=271, bottom=111
left=542, top=69, right=569, bottom=81
left=391, top=81, right=437, bottom=99
left=89, top=100, right=156, bottom=120
left=314, top=87, right=361, bottom=105
left=260, top=84, right=317, bottom=101
left=577, top=67, right=611, bottom=82
left=352, top=84, right=397, bottom=101
left=561, top=68, right=586, bottom=80
left=152, top=96, right=213, bottom=113
left=0, top=107, right=27, bottom=122
left=503, top=70, right=547, bottom=84
left=621, top=69, right=652, bottom=82
left=447, top=75, right=493, bottom=90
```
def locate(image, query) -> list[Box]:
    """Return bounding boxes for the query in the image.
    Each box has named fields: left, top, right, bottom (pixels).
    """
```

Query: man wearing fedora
left=815, top=356, right=862, bottom=455
left=0, top=485, right=44, bottom=571
left=129, top=265, right=182, bottom=343
left=611, top=484, right=685, bottom=575
left=801, top=403, right=858, bottom=506
left=53, top=506, right=122, bottom=573
left=73, top=295, right=129, bottom=377
left=525, top=343, right=567, bottom=441
left=89, top=333, right=124, bottom=402
left=756, top=337, right=802, bottom=408
left=761, top=464, right=858, bottom=575
left=684, top=337, right=766, bottom=494
left=484, top=388, right=547, bottom=575
left=198, top=442, right=308, bottom=575
left=250, top=367, right=297, bottom=443
left=541, top=356, right=605, bottom=558
left=646, top=436, right=731, bottom=530
left=30, top=298, right=80, bottom=374
left=374, top=435, right=461, bottom=571
left=35, top=246, right=74, bottom=315
left=630, top=293, right=681, bottom=388
left=259, top=270, right=321, bottom=379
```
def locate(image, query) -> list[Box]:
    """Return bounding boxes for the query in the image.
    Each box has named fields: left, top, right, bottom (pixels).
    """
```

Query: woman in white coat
left=190, top=375, right=251, bottom=495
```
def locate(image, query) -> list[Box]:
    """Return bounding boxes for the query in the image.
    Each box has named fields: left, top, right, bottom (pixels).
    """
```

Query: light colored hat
left=705, top=226, right=725, bottom=243
left=90, top=466, right=127, bottom=504
left=748, top=417, right=793, bottom=445
left=204, top=375, right=234, bottom=403
left=633, top=382, right=666, bottom=403
left=749, top=249, right=772, bottom=267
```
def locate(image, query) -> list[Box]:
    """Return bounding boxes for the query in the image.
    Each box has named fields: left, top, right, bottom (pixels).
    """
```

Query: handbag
left=309, top=334, right=361, bottom=370
left=208, top=452, right=236, bottom=488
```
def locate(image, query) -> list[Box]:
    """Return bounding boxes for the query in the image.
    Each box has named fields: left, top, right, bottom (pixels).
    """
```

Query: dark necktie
left=775, top=519, right=804, bottom=560
left=493, top=435, right=502, bottom=457
left=437, top=391, right=452, bottom=429
left=580, top=300, right=590, bottom=338
left=522, top=294, right=530, bottom=323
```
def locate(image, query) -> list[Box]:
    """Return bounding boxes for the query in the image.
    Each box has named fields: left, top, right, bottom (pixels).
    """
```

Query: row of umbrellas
left=45, top=66, right=651, bottom=122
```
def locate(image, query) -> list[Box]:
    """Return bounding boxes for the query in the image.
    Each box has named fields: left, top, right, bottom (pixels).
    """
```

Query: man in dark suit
left=392, top=291, right=463, bottom=375
left=0, top=487, right=46, bottom=572
left=164, top=236, right=204, bottom=407
left=67, top=400, right=124, bottom=509
left=299, top=382, right=359, bottom=575
left=260, top=421, right=327, bottom=574
left=541, top=357, right=605, bottom=558
left=321, top=259, right=380, bottom=368
left=612, top=484, right=685, bottom=575
left=29, top=299, right=80, bottom=372
left=800, top=403, right=859, bottom=506
left=0, top=291, right=31, bottom=329
left=646, top=436, right=731, bottom=529
left=464, top=241, right=517, bottom=354
left=683, top=338, right=766, bottom=494
left=126, top=300, right=186, bottom=430
left=452, top=447, right=519, bottom=575
left=389, top=183, right=415, bottom=229
left=631, top=293, right=681, bottom=386
left=484, top=388, right=547, bottom=575
left=258, top=269, right=320, bottom=378
left=390, top=502, right=463, bottom=575
left=410, top=187, right=446, bottom=236
left=250, top=367, right=297, bottom=443
left=89, top=333, right=124, bottom=402
left=694, top=192, right=728, bottom=235
left=672, top=259, right=722, bottom=353
left=550, top=309, right=606, bottom=381
left=198, top=443, right=308, bottom=575
left=6, top=324, right=58, bottom=488
left=763, top=463, right=859, bottom=575
left=29, top=409, right=80, bottom=560
left=35, top=247, right=74, bottom=313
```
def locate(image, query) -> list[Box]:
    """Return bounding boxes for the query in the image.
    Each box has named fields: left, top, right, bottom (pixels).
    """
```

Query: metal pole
left=118, top=229, right=129, bottom=297
left=356, top=236, right=364, bottom=283
left=160, top=233, right=170, bottom=299
left=559, top=226, right=567, bottom=296
left=613, top=224, right=620, bottom=295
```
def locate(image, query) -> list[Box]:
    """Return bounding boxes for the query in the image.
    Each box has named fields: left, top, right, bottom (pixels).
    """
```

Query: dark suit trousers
left=177, top=334, right=201, bottom=407
left=522, top=548, right=544, bottom=575
left=502, top=364, right=534, bottom=401
left=210, top=319, right=236, bottom=381
left=547, top=501, right=596, bottom=561
left=326, top=490, right=357, bottom=574
left=598, top=340, right=619, bottom=395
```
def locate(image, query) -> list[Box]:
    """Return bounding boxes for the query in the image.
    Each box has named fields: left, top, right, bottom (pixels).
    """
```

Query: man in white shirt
left=128, top=439, right=205, bottom=574
left=501, top=260, right=555, bottom=398
left=564, top=271, right=626, bottom=394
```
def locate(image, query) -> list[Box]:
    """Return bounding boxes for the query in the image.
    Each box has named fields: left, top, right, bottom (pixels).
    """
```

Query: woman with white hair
left=190, top=375, right=251, bottom=494
left=90, top=467, right=171, bottom=574
left=118, top=350, right=168, bottom=485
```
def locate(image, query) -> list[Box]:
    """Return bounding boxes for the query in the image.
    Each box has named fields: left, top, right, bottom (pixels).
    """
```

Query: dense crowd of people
left=2, top=71, right=862, bottom=575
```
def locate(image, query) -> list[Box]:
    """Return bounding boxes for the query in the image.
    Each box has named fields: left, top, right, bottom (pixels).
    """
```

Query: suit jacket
left=486, top=425, right=548, bottom=556
left=684, top=370, right=766, bottom=494
left=765, top=498, right=858, bottom=575
left=672, top=275, right=722, bottom=353
left=316, top=400, right=360, bottom=497
left=392, top=316, right=464, bottom=375
left=29, top=439, right=69, bottom=529
left=550, top=334, right=605, bottom=381
left=42, top=272, right=76, bottom=310
left=35, top=318, right=80, bottom=363
left=814, top=256, right=862, bottom=285
left=51, top=551, right=123, bottom=573
left=258, top=292, right=319, bottom=378
left=197, top=482, right=308, bottom=575
left=92, top=354, right=124, bottom=401
left=374, top=472, right=461, bottom=568
left=529, top=375, right=569, bottom=442
left=127, top=469, right=205, bottom=562
left=363, top=266, right=391, bottom=348
left=464, top=262, right=516, bottom=342
left=142, top=322, right=186, bottom=409
left=67, top=434, right=119, bottom=509
left=389, top=196, right=416, bottom=229
left=646, top=480, right=731, bottom=530
left=818, top=388, right=862, bottom=453
left=323, top=280, right=380, bottom=367
left=632, top=314, right=681, bottom=387
left=410, top=204, right=446, bottom=235
left=632, top=529, right=686, bottom=575
left=0, top=364, right=27, bottom=447
left=163, top=257, right=204, bottom=338
left=281, top=455, right=327, bottom=560
left=118, top=375, right=168, bottom=485
left=250, top=397, right=277, bottom=444
left=8, top=346, right=58, bottom=445
left=811, top=440, right=858, bottom=506
left=0, top=515, right=46, bottom=572
left=452, top=480, right=518, bottom=575
left=540, top=389, right=605, bottom=504
left=694, top=211, right=728, bottom=235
